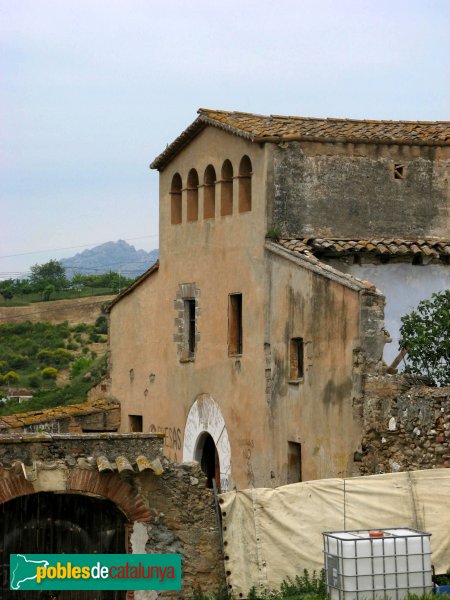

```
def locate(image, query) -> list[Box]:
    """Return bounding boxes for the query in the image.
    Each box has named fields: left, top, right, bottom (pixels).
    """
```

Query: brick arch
left=0, top=466, right=150, bottom=523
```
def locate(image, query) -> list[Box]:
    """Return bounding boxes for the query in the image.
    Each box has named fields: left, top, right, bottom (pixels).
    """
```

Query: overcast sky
left=1, top=0, right=449, bottom=278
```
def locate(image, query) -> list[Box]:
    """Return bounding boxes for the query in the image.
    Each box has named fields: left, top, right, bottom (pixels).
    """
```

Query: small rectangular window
left=185, top=299, right=196, bottom=356
left=290, top=338, right=304, bottom=379
left=129, top=415, right=143, bottom=432
left=394, top=163, right=405, bottom=180
left=287, top=441, right=302, bottom=483
left=228, top=293, right=242, bottom=355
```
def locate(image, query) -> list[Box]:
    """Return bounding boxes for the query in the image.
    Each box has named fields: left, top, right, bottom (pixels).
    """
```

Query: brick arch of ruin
left=0, top=465, right=150, bottom=523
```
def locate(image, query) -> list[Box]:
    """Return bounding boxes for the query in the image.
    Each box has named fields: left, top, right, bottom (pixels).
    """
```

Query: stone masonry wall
left=271, top=142, right=449, bottom=240
left=354, top=375, right=450, bottom=475
left=0, top=434, right=225, bottom=598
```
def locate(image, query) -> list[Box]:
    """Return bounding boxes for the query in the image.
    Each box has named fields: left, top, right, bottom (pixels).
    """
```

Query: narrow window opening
left=290, top=338, right=304, bottom=379
left=204, top=165, right=216, bottom=219
left=221, top=160, right=233, bottom=216
left=394, top=163, right=405, bottom=180
left=170, top=173, right=182, bottom=225
left=187, top=169, right=199, bottom=221
left=287, top=441, right=302, bottom=483
left=228, top=293, right=243, bottom=355
left=185, top=299, right=196, bottom=356
left=129, top=415, right=143, bottom=432
left=238, top=155, right=252, bottom=212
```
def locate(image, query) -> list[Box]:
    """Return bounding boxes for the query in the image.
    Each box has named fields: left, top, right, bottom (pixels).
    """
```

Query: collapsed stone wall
left=355, top=374, right=450, bottom=475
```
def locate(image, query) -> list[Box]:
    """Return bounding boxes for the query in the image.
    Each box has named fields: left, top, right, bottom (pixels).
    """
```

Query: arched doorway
left=195, top=432, right=220, bottom=489
left=0, top=492, right=127, bottom=599
left=183, top=394, right=232, bottom=492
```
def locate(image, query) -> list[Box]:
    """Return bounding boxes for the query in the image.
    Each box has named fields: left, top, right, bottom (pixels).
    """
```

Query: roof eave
left=107, top=261, right=159, bottom=312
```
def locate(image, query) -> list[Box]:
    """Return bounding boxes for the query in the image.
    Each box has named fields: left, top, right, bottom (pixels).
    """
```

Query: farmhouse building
left=108, top=109, right=450, bottom=491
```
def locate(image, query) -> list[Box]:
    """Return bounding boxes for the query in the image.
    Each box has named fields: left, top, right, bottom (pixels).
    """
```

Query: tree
left=399, top=290, right=450, bottom=386
left=30, top=259, right=67, bottom=291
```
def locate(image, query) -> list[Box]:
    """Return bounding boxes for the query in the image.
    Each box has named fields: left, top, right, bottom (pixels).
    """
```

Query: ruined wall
left=271, top=142, right=449, bottom=239
left=355, top=375, right=450, bottom=475
left=0, top=434, right=224, bottom=597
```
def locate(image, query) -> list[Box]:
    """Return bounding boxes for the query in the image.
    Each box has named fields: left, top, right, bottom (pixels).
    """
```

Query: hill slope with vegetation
left=0, top=318, right=109, bottom=416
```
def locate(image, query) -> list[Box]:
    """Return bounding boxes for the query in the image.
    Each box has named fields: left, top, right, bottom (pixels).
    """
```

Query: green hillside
left=0, top=319, right=108, bottom=416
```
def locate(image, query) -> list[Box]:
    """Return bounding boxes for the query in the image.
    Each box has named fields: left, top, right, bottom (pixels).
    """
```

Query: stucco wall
left=271, top=141, right=449, bottom=239
left=110, top=127, right=271, bottom=490
left=265, top=251, right=374, bottom=482
left=328, top=262, right=450, bottom=365
left=110, top=127, right=392, bottom=490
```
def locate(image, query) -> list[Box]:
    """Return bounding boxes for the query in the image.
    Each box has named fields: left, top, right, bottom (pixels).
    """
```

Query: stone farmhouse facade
left=108, top=109, right=449, bottom=492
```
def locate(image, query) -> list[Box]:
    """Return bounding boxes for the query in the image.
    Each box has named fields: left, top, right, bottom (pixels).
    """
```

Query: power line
left=0, top=234, right=159, bottom=260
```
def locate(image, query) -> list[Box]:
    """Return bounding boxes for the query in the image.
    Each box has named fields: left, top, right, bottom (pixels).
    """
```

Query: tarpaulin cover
left=219, top=469, right=450, bottom=597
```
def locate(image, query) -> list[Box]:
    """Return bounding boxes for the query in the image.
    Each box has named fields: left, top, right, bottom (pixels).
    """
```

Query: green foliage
left=0, top=360, right=9, bottom=374
left=3, top=371, right=19, bottom=384
left=30, top=259, right=67, bottom=292
left=28, top=374, right=42, bottom=389
left=95, top=316, right=108, bottom=334
left=399, top=290, right=450, bottom=386
left=1, top=287, right=13, bottom=300
left=42, top=367, right=58, bottom=380
left=71, top=357, right=93, bottom=378
left=266, top=224, right=282, bottom=242
left=42, top=284, right=55, bottom=301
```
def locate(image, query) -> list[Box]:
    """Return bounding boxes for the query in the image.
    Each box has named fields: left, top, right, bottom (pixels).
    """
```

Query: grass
left=189, top=570, right=450, bottom=600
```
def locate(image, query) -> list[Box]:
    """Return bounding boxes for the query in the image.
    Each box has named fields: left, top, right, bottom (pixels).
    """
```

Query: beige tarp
left=220, top=469, right=450, bottom=597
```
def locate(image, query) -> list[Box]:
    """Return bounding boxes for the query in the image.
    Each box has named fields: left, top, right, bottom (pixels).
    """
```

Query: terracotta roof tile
left=276, top=238, right=450, bottom=260
left=151, top=109, right=450, bottom=170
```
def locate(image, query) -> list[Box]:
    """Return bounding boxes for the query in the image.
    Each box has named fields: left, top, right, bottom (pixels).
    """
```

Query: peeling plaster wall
left=328, top=262, right=450, bottom=365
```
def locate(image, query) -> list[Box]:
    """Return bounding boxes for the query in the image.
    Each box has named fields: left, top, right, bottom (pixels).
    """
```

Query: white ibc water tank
left=323, top=528, right=432, bottom=600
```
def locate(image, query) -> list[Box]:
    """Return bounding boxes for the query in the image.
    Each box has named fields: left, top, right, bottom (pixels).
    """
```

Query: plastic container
left=323, top=528, right=432, bottom=600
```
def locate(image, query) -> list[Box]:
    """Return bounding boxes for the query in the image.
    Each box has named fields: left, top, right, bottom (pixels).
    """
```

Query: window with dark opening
left=287, top=441, right=302, bottom=483
left=290, top=337, right=304, bottom=379
left=238, top=155, right=252, bottom=212
left=129, top=415, right=143, bottom=432
left=203, top=164, right=216, bottom=219
left=394, top=163, right=405, bottom=180
left=228, top=293, right=242, bottom=355
left=185, top=299, right=196, bottom=356
left=170, top=173, right=182, bottom=224
left=221, top=160, right=233, bottom=216
left=187, top=169, right=199, bottom=221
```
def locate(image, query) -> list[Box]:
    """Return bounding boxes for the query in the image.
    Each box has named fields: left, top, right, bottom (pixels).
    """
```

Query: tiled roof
left=277, top=238, right=450, bottom=259
left=0, top=399, right=118, bottom=431
left=151, top=109, right=450, bottom=170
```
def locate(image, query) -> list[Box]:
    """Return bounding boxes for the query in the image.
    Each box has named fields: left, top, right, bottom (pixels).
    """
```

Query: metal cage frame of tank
left=323, top=527, right=432, bottom=600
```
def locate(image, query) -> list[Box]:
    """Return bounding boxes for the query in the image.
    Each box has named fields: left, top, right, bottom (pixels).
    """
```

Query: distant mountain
left=60, top=240, right=159, bottom=278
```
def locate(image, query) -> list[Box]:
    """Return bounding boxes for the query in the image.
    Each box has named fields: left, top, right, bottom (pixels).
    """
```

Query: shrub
left=71, top=357, right=93, bottom=378
left=41, top=367, right=58, bottom=380
left=400, top=290, right=450, bottom=386
left=95, top=316, right=108, bottom=334
left=0, top=360, right=8, bottom=374
left=52, top=348, right=73, bottom=366
left=28, top=375, right=42, bottom=389
left=4, top=371, right=19, bottom=384
left=36, top=349, right=54, bottom=364
left=66, top=341, right=79, bottom=351
left=7, top=353, right=29, bottom=368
